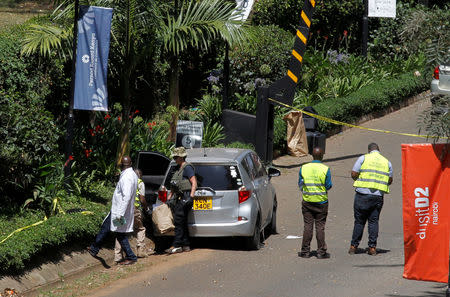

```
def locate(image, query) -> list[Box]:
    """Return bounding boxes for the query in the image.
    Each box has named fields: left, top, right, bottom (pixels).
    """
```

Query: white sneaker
left=166, top=246, right=182, bottom=254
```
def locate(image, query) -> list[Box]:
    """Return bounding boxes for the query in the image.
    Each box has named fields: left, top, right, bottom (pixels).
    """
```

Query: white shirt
left=109, top=167, right=138, bottom=232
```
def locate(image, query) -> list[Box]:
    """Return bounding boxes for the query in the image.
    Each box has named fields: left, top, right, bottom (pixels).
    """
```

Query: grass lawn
left=0, top=0, right=52, bottom=30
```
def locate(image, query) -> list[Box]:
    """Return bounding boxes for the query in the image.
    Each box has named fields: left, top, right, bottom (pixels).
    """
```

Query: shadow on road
left=273, top=153, right=362, bottom=169
left=385, top=289, right=446, bottom=297
left=90, top=255, right=111, bottom=269
left=323, top=153, right=362, bottom=163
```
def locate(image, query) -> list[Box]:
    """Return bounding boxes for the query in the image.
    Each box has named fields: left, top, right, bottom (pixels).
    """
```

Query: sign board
left=402, top=143, right=450, bottom=283
left=231, top=0, right=255, bottom=23
left=368, top=0, right=396, bottom=18
left=176, top=121, right=204, bottom=149
left=74, top=6, right=113, bottom=111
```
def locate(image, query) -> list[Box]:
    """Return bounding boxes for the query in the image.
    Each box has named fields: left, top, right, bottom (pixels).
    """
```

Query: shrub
left=228, top=25, right=293, bottom=97
left=313, top=71, right=429, bottom=134
left=252, top=0, right=363, bottom=52
left=251, top=0, right=303, bottom=33
left=367, top=2, right=450, bottom=63
left=0, top=25, right=65, bottom=206
left=195, top=94, right=222, bottom=124
left=0, top=196, right=110, bottom=273
left=0, top=94, right=62, bottom=205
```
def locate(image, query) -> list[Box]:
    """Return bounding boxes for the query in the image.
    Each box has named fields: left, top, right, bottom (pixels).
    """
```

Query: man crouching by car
left=165, top=147, right=197, bottom=254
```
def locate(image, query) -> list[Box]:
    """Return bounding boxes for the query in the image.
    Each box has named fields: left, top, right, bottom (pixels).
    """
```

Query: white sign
left=176, top=121, right=204, bottom=149
left=230, top=0, right=254, bottom=23
left=368, top=0, right=396, bottom=18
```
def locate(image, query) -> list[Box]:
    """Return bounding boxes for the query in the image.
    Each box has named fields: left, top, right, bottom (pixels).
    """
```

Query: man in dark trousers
left=349, top=142, right=393, bottom=256
left=298, top=147, right=332, bottom=259
left=87, top=156, right=138, bottom=265
left=165, top=147, right=197, bottom=254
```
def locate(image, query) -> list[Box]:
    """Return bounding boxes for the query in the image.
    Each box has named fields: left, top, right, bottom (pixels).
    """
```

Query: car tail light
left=433, top=66, right=439, bottom=80
left=238, top=186, right=252, bottom=204
left=158, top=186, right=167, bottom=203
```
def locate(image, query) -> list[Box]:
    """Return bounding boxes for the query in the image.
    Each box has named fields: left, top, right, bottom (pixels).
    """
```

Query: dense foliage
left=0, top=195, right=110, bottom=273
left=314, top=72, right=429, bottom=133
left=0, top=27, right=63, bottom=204
left=227, top=25, right=293, bottom=97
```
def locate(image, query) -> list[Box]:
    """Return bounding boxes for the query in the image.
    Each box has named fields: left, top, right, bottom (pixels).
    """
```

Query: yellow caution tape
left=268, top=98, right=448, bottom=139
left=0, top=199, right=94, bottom=245
left=0, top=216, right=47, bottom=245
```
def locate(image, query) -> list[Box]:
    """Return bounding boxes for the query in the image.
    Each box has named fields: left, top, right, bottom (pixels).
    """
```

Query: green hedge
left=313, top=71, right=429, bottom=134
left=0, top=197, right=109, bottom=273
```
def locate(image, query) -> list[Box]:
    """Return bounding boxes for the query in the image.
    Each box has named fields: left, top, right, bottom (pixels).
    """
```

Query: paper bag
left=283, top=111, right=308, bottom=157
left=152, top=204, right=175, bottom=234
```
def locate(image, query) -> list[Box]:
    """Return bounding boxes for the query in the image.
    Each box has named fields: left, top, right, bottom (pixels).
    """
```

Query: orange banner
left=402, top=143, right=450, bottom=283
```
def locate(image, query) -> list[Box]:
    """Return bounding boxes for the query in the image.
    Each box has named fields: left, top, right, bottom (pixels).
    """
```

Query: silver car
left=431, top=62, right=450, bottom=95
left=138, top=148, right=280, bottom=250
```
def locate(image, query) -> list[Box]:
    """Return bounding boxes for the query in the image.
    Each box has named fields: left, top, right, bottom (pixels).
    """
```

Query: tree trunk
left=168, top=56, right=180, bottom=142
left=116, top=74, right=131, bottom=167
left=168, top=57, right=180, bottom=108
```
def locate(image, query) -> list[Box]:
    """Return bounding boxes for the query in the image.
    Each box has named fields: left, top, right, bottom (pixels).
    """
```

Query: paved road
left=90, top=98, right=447, bottom=297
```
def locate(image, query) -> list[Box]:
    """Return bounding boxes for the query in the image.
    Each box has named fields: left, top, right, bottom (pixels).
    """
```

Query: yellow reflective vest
left=134, top=178, right=144, bottom=208
left=353, top=152, right=390, bottom=193
left=301, top=162, right=329, bottom=203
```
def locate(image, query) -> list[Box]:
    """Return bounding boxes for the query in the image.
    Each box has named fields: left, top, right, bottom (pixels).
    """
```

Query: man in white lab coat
left=87, top=156, right=138, bottom=265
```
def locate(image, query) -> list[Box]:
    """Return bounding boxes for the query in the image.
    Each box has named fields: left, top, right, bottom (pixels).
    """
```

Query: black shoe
left=119, top=259, right=137, bottom=265
left=87, top=246, right=97, bottom=258
left=317, top=252, right=330, bottom=259
left=298, top=252, right=311, bottom=258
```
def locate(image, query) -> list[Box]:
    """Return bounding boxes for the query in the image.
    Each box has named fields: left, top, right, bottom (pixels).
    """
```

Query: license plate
left=193, top=197, right=212, bottom=210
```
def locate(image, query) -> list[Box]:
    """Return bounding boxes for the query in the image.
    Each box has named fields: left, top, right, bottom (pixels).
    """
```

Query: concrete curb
left=0, top=247, right=116, bottom=296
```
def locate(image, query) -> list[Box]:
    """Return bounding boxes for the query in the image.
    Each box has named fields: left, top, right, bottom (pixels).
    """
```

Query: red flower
left=65, top=155, right=74, bottom=167
left=89, top=129, right=95, bottom=137
left=104, top=114, right=111, bottom=120
left=118, top=116, right=121, bottom=121
left=324, top=36, right=328, bottom=40
left=343, top=30, right=348, bottom=37
left=147, top=121, right=157, bottom=131
left=84, top=149, right=93, bottom=158
left=134, top=109, right=139, bottom=114
left=95, top=125, right=103, bottom=133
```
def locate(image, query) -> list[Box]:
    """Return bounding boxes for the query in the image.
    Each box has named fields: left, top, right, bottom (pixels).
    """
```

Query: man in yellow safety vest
left=349, top=143, right=393, bottom=256
left=298, top=147, right=332, bottom=259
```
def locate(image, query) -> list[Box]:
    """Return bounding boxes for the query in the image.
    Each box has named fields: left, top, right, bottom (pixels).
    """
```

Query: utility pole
left=64, top=0, right=79, bottom=181
left=362, top=0, right=368, bottom=57
left=222, top=42, right=230, bottom=110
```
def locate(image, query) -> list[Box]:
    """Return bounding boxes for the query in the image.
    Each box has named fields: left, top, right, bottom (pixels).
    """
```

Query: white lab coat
left=109, top=167, right=138, bottom=232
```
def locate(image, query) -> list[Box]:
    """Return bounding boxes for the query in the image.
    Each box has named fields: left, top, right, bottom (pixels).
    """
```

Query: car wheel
left=245, top=216, right=262, bottom=250
left=268, top=198, right=277, bottom=235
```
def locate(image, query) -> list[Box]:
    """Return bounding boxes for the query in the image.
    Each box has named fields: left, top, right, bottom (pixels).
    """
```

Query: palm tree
left=21, top=0, right=249, bottom=164
left=158, top=0, right=248, bottom=108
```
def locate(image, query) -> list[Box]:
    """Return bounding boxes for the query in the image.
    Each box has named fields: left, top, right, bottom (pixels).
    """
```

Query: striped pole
left=268, top=0, right=316, bottom=106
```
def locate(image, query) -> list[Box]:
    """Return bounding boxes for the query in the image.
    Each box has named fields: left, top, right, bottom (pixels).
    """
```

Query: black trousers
left=301, top=200, right=328, bottom=256
left=172, top=192, right=193, bottom=247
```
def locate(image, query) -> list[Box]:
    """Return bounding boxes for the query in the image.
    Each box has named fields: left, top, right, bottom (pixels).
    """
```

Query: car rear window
left=164, top=164, right=243, bottom=190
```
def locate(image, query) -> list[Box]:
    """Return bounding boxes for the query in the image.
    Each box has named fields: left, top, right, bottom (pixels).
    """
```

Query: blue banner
left=74, top=6, right=113, bottom=111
